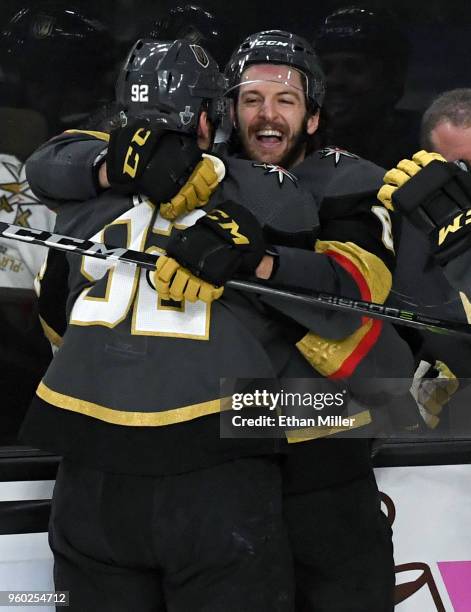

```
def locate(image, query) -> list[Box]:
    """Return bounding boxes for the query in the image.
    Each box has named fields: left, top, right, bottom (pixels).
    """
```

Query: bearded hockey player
left=222, top=29, right=409, bottom=611
left=22, top=33, right=411, bottom=611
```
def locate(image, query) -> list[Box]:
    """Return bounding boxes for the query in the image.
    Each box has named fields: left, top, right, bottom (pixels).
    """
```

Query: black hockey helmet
left=315, top=6, right=410, bottom=75
left=145, top=4, right=234, bottom=67
left=0, top=3, right=116, bottom=129
left=225, top=30, right=325, bottom=109
left=0, top=3, right=115, bottom=86
left=115, top=38, right=227, bottom=134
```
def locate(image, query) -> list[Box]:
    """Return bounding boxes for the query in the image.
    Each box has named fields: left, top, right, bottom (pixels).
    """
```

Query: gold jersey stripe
left=64, top=130, right=110, bottom=143
left=39, top=316, right=63, bottom=348
left=286, top=409, right=371, bottom=443
left=37, top=381, right=222, bottom=426
left=297, top=240, right=391, bottom=377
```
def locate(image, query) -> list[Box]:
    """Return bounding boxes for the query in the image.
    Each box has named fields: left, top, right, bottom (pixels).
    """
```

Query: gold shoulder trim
left=315, top=240, right=391, bottom=303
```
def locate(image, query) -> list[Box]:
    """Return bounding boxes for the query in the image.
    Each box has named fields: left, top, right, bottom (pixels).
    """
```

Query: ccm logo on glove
left=205, top=209, right=250, bottom=245
left=164, top=200, right=266, bottom=287
left=438, top=208, right=471, bottom=246
left=123, top=127, right=152, bottom=178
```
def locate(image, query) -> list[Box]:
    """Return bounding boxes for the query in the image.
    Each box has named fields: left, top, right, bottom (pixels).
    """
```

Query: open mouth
left=255, top=129, right=284, bottom=147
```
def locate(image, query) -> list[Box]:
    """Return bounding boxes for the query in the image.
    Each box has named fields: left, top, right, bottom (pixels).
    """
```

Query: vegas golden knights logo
left=190, top=44, right=210, bottom=68
left=122, top=128, right=151, bottom=178
left=31, top=14, right=55, bottom=39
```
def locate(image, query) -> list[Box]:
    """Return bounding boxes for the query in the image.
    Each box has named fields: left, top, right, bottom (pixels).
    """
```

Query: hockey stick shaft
left=1, top=221, right=470, bottom=339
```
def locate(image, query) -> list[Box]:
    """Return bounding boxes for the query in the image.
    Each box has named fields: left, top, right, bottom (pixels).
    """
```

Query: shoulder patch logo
left=318, top=147, right=359, bottom=167
left=252, top=163, right=298, bottom=187
left=32, top=14, right=55, bottom=39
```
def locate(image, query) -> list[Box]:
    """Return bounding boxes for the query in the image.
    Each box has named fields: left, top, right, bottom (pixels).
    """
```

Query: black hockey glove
left=164, top=200, right=266, bottom=286
left=106, top=119, right=202, bottom=204
left=378, top=150, right=471, bottom=265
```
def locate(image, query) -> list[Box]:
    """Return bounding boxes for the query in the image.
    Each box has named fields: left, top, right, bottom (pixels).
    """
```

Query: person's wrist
left=91, top=147, right=110, bottom=193
left=255, top=248, right=279, bottom=280
left=98, top=160, right=110, bottom=189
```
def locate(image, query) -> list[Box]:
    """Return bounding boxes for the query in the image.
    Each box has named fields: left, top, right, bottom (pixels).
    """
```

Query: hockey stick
left=1, top=221, right=470, bottom=339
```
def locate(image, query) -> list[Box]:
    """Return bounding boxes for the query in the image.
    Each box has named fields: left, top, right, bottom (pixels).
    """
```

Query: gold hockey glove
left=154, top=256, right=224, bottom=304
left=160, top=154, right=225, bottom=221
left=378, top=151, right=471, bottom=264
left=378, top=150, right=446, bottom=210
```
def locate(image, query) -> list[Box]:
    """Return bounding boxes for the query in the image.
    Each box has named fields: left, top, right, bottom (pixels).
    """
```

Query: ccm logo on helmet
left=254, top=40, right=289, bottom=47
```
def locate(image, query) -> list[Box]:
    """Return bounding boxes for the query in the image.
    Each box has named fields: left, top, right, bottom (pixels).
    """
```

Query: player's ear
left=197, top=111, right=211, bottom=150
left=306, top=110, right=320, bottom=135
left=229, top=98, right=237, bottom=128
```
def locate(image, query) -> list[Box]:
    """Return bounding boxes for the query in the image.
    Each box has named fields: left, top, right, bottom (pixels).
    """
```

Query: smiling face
left=235, top=64, right=319, bottom=168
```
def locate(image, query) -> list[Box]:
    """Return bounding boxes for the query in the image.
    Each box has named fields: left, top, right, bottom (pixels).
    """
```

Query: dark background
left=2, top=0, right=471, bottom=114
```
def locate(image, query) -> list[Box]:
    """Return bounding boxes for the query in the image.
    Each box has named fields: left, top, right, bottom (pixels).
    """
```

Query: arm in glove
left=409, top=359, right=459, bottom=429
left=106, top=120, right=224, bottom=210
left=154, top=256, right=223, bottom=304
left=159, top=154, right=225, bottom=220
left=164, top=200, right=266, bottom=286
left=377, top=150, right=446, bottom=211
left=378, top=150, right=471, bottom=264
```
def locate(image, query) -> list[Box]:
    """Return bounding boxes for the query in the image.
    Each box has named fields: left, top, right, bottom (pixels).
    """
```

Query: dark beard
left=278, top=116, right=309, bottom=169
left=231, top=114, right=309, bottom=169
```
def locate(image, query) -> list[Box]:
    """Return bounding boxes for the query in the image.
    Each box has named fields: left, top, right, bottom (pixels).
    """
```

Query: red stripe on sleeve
left=324, top=249, right=383, bottom=379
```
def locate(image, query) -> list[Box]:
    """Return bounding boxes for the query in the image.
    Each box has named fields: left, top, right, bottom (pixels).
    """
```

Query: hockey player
left=223, top=30, right=401, bottom=611
left=21, top=40, right=301, bottom=611
left=379, top=149, right=471, bottom=300
left=314, top=5, right=419, bottom=168
left=22, top=32, right=411, bottom=611
left=145, top=3, right=236, bottom=67
left=0, top=3, right=116, bottom=136
left=420, top=90, right=471, bottom=294
left=377, top=150, right=471, bottom=446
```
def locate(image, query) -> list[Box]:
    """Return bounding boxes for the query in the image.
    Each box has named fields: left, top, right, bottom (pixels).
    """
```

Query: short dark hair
left=421, top=89, right=471, bottom=150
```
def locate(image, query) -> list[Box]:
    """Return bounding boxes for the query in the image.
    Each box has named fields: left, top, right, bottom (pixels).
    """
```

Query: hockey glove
left=378, top=150, right=471, bottom=264
left=410, top=359, right=459, bottom=429
left=164, top=200, right=266, bottom=286
left=106, top=120, right=202, bottom=204
left=159, top=154, right=226, bottom=221
left=154, top=256, right=223, bottom=304
left=377, top=150, right=446, bottom=210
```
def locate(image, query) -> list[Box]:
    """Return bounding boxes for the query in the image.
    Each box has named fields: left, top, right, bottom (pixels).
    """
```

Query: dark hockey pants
left=50, top=457, right=294, bottom=612
left=284, top=471, right=395, bottom=612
